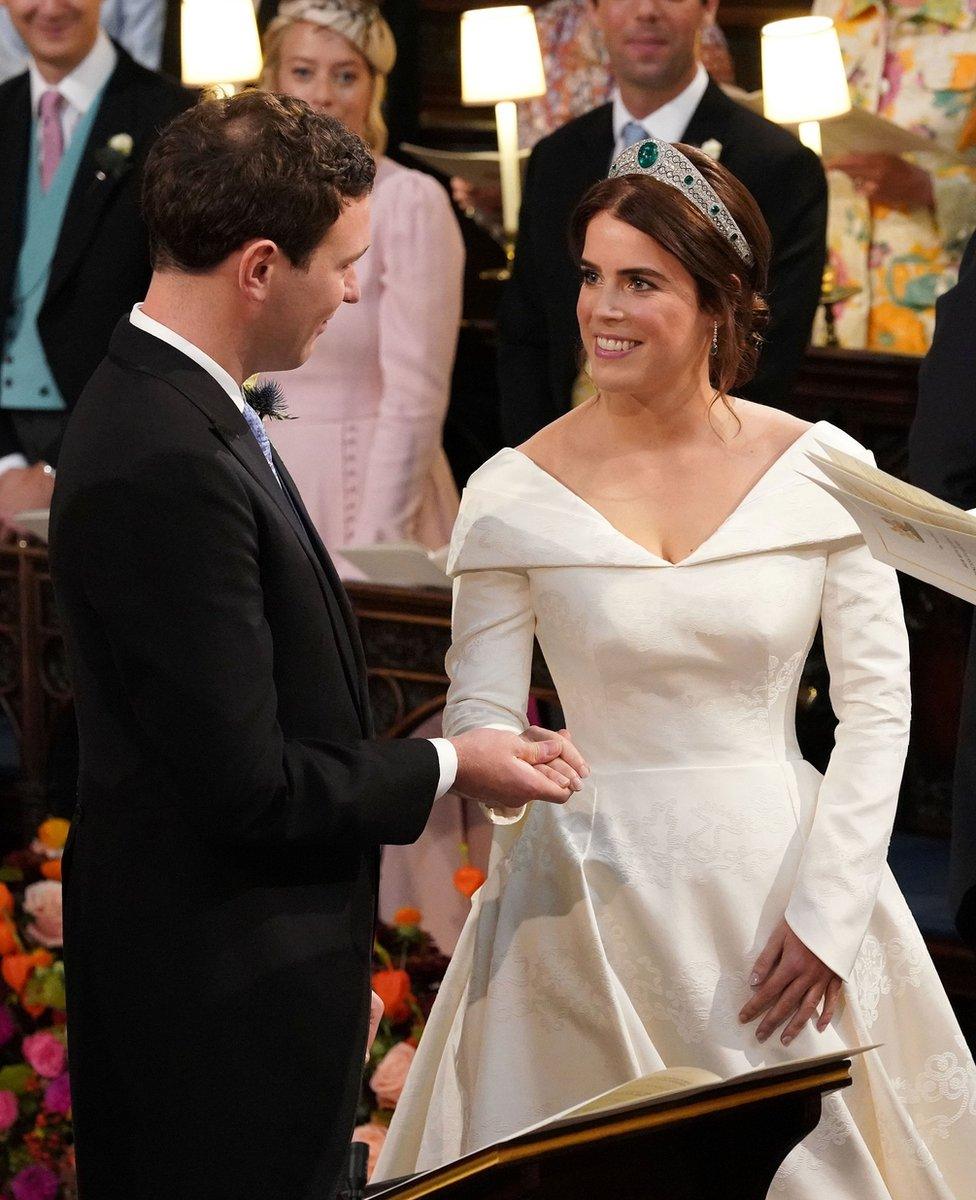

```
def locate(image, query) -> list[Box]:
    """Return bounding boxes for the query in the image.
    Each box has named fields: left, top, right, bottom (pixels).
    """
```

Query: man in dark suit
left=498, top=0, right=828, bottom=445
left=50, top=92, right=584, bottom=1200
left=908, top=230, right=976, bottom=952
left=0, top=0, right=191, bottom=518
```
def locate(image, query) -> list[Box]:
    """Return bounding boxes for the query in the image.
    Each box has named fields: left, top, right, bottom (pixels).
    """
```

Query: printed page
left=722, top=87, right=969, bottom=166
left=811, top=478, right=976, bottom=604
left=399, top=143, right=530, bottom=188
left=805, top=456, right=976, bottom=536
left=811, top=444, right=976, bottom=524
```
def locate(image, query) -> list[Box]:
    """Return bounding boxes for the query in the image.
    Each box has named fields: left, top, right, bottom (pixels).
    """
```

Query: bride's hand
left=738, top=919, right=842, bottom=1045
left=520, top=726, right=589, bottom=791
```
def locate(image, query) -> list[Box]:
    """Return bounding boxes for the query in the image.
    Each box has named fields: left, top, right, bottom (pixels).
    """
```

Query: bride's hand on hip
left=738, top=919, right=842, bottom=1046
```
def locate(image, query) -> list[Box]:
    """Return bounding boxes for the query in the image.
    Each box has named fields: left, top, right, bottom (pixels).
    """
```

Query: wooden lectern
left=363, top=1054, right=854, bottom=1200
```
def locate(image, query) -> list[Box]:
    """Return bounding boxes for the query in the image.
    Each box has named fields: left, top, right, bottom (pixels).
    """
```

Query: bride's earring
left=710, top=321, right=719, bottom=356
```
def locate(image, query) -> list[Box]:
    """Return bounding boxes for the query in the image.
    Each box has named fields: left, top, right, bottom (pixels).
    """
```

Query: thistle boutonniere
left=94, top=132, right=134, bottom=183
left=243, top=377, right=293, bottom=421
left=700, top=138, right=723, bottom=162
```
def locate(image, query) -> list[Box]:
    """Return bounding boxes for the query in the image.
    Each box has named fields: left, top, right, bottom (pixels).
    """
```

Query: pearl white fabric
left=376, top=421, right=976, bottom=1198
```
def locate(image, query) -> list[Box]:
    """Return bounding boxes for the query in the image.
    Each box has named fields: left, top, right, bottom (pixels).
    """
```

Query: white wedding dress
left=376, top=421, right=976, bottom=1198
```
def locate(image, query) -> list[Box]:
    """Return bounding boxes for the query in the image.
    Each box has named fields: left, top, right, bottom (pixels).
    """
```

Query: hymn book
left=514, top=1045, right=875, bottom=1139
left=724, top=86, right=972, bottom=166
left=803, top=445, right=976, bottom=604
left=338, top=542, right=450, bottom=589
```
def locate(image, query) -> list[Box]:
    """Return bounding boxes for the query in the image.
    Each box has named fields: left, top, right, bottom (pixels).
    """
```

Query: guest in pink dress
left=260, top=0, right=463, bottom=556
left=261, top=2, right=483, bottom=953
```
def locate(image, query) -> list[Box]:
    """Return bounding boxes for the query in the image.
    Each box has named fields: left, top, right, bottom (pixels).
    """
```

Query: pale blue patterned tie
left=241, top=401, right=281, bottom=485
left=622, top=120, right=650, bottom=149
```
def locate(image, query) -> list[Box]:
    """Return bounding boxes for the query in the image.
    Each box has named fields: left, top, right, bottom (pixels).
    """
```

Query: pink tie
left=39, top=89, right=65, bottom=192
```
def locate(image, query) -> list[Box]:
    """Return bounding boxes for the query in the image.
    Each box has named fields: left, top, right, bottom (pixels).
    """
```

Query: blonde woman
left=261, top=0, right=463, bottom=554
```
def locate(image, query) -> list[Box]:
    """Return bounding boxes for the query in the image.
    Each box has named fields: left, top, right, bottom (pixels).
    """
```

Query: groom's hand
left=450, top=728, right=587, bottom=807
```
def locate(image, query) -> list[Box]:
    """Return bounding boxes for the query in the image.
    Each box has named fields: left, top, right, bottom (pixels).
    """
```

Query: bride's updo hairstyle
left=570, top=145, right=772, bottom=403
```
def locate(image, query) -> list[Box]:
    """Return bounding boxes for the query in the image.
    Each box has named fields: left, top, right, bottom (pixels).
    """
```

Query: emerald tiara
left=608, top=138, right=755, bottom=267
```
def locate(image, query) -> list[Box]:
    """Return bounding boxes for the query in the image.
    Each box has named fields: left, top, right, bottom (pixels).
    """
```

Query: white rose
left=108, top=132, right=133, bottom=156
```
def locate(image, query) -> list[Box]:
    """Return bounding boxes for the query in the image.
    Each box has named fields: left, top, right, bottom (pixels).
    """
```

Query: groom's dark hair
left=142, top=91, right=375, bottom=272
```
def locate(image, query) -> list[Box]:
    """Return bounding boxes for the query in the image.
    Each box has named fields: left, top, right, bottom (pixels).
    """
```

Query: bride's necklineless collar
left=507, top=422, right=827, bottom=567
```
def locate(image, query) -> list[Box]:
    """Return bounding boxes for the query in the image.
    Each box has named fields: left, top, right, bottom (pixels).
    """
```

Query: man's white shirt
left=127, top=305, right=459, bottom=800
left=611, top=63, right=709, bottom=163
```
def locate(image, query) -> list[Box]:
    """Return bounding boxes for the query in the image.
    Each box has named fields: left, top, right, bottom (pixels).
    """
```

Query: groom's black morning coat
left=50, top=319, right=440, bottom=1200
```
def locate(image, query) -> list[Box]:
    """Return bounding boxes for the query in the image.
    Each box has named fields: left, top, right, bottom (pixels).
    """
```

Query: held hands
left=827, top=152, right=934, bottom=211
left=738, top=919, right=843, bottom=1046
left=450, top=725, right=589, bottom=808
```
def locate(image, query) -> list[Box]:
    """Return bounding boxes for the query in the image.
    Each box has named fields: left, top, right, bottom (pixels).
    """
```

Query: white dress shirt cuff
left=0, top=454, right=29, bottom=477
left=429, top=737, right=459, bottom=800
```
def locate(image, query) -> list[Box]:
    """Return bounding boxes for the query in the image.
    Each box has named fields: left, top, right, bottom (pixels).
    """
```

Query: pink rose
left=22, top=1031, right=67, bottom=1079
left=11, top=1164, right=59, bottom=1200
left=42, top=1072, right=71, bottom=1117
left=22, top=881, right=62, bottom=949
left=0, top=1089, right=18, bottom=1133
left=370, top=1040, right=415, bottom=1109
left=352, top=1122, right=387, bottom=1179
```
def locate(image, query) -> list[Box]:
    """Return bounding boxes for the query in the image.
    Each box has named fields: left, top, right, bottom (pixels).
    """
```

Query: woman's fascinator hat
left=609, top=138, right=754, bottom=267
left=268, top=0, right=396, bottom=74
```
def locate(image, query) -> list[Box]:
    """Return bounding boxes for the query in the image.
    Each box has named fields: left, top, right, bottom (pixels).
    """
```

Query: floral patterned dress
left=813, top=0, right=976, bottom=353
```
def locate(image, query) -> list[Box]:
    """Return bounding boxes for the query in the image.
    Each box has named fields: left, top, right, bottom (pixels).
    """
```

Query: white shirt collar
left=612, top=63, right=709, bottom=153
left=29, top=28, right=116, bottom=118
left=129, top=304, right=246, bottom=414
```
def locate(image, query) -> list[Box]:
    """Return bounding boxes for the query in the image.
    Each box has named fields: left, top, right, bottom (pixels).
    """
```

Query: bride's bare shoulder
left=517, top=404, right=592, bottom=473
left=734, top=401, right=812, bottom=455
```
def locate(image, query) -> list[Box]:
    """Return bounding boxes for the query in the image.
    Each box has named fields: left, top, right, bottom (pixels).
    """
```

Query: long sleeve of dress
left=354, top=171, right=464, bottom=546
left=784, top=537, right=912, bottom=981
left=443, top=565, right=536, bottom=824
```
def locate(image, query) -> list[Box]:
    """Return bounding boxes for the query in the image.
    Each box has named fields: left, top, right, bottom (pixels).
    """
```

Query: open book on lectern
left=368, top=1046, right=874, bottom=1197
left=803, top=445, right=976, bottom=605
left=511, top=1043, right=876, bottom=1139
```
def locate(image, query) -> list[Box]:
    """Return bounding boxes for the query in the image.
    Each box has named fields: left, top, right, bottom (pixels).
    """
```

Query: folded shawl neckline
left=508, top=420, right=832, bottom=567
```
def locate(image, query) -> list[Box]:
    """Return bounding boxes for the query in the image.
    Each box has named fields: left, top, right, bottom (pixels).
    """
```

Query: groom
left=50, top=92, right=584, bottom=1200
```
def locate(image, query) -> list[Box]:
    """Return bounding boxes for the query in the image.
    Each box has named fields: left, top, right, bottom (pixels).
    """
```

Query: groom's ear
left=237, top=239, right=281, bottom=302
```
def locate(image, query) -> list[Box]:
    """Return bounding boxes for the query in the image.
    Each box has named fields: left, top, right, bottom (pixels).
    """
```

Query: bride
left=375, top=140, right=976, bottom=1197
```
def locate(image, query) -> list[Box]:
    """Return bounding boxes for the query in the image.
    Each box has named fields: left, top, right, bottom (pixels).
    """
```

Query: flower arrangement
left=0, top=820, right=74, bottom=1200
left=353, top=909, right=450, bottom=1177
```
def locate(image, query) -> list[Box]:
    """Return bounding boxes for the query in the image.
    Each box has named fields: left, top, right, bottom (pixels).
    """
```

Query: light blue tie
left=622, top=120, right=650, bottom=149
left=241, top=401, right=281, bottom=485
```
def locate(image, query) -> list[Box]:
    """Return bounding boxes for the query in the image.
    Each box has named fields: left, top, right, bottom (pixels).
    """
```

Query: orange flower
left=0, top=884, right=13, bottom=916
left=0, top=916, right=19, bottom=956
left=453, top=864, right=486, bottom=899
left=37, top=819, right=70, bottom=852
left=371, top=968, right=414, bottom=1023
left=393, top=907, right=422, bottom=927
left=40, top=860, right=61, bottom=882
left=2, top=949, right=53, bottom=995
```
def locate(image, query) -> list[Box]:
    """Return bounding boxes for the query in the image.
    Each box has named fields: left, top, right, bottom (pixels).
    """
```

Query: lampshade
left=761, top=16, right=851, bottom=126
left=460, top=6, right=546, bottom=106
left=181, top=0, right=263, bottom=87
